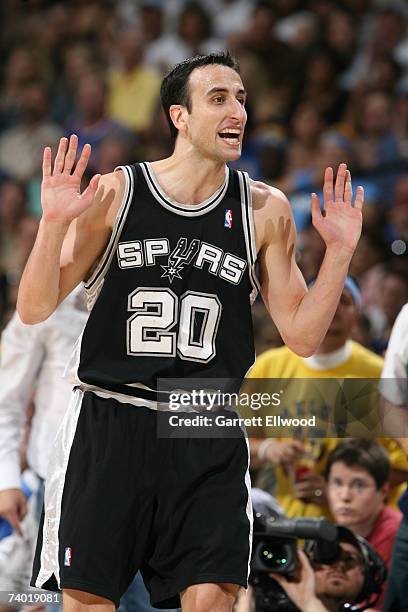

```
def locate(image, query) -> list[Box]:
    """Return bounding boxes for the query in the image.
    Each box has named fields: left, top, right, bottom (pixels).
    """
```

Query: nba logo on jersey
left=224, top=209, right=233, bottom=228
left=64, top=547, right=72, bottom=567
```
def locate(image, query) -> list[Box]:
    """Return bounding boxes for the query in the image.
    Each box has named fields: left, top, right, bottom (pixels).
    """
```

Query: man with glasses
left=325, top=438, right=401, bottom=608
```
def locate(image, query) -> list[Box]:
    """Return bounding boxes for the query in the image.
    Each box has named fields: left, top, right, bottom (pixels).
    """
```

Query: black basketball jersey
left=67, top=162, right=260, bottom=408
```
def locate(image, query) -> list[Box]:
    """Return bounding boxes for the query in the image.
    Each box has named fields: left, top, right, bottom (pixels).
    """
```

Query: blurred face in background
left=361, top=93, right=392, bottom=136
left=140, top=5, right=163, bottom=42
left=118, top=31, right=144, bottom=70
left=291, top=103, right=323, bottom=145
left=63, top=44, right=96, bottom=88
left=304, top=53, right=335, bottom=87
left=5, top=47, right=39, bottom=86
left=327, top=11, right=355, bottom=54
left=380, top=272, right=408, bottom=324
left=327, top=462, right=386, bottom=532
left=21, top=83, right=49, bottom=123
left=76, top=74, right=106, bottom=121
left=179, top=5, right=210, bottom=46
left=316, top=134, right=351, bottom=181
left=326, top=288, right=357, bottom=338
left=0, top=181, right=26, bottom=229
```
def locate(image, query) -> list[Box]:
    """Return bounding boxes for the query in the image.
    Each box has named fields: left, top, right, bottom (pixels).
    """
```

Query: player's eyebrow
left=207, top=86, right=247, bottom=98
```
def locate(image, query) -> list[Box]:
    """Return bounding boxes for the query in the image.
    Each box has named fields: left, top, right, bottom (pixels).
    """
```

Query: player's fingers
left=323, top=167, right=333, bottom=206
left=52, top=137, right=68, bottom=175
left=73, top=143, right=91, bottom=179
left=42, top=147, right=52, bottom=178
left=354, top=185, right=364, bottom=210
left=344, top=169, right=352, bottom=205
left=311, top=192, right=321, bottom=220
left=63, top=134, right=78, bottom=174
left=334, top=163, right=347, bottom=202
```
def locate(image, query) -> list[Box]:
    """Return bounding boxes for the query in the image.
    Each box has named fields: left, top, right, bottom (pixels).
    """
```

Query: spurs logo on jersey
left=161, top=237, right=199, bottom=283
left=117, top=237, right=247, bottom=285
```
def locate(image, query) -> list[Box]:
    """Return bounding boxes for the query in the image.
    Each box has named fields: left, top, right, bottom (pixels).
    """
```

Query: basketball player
left=17, top=53, right=363, bottom=612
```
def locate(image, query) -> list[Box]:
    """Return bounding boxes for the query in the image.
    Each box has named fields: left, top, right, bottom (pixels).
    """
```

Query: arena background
left=0, top=0, right=407, bottom=610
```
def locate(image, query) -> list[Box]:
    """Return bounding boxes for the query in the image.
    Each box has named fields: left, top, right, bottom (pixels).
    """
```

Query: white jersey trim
left=238, top=171, right=261, bottom=304
left=84, top=165, right=134, bottom=298
left=141, top=162, right=230, bottom=217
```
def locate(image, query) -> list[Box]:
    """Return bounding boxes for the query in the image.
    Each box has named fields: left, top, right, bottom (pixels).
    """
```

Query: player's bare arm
left=253, top=163, right=363, bottom=357
left=17, top=135, right=125, bottom=324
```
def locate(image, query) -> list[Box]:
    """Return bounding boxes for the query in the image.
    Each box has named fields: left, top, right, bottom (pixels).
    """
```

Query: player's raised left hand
left=311, top=163, right=363, bottom=256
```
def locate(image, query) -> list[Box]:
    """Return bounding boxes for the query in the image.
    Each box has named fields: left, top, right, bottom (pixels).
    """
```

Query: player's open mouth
left=218, top=129, right=241, bottom=147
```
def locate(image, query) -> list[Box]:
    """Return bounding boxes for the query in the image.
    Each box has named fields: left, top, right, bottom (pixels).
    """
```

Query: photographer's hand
left=294, top=472, right=327, bottom=505
left=269, top=549, right=329, bottom=612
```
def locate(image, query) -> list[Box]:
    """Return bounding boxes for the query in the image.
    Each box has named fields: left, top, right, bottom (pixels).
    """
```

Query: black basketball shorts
left=31, top=389, right=252, bottom=609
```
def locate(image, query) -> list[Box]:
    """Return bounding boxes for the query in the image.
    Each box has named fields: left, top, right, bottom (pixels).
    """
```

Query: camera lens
left=258, top=543, right=289, bottom=570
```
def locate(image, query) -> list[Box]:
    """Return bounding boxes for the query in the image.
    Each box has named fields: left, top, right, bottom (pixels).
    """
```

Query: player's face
left=314, top=542, right=365, bottom=602
left=327, top=462, right=386, bottom=531
left=185, top=64, right=247, bottom=162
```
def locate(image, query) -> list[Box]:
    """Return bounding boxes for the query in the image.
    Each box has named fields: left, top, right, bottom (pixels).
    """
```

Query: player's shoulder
left=248, top=178, right=290, bottom=214
left=94, top=170, right=127, bottom=229
left=350, top=340, right=384, bottom=371
left=99, top=169, right=126, bottom=191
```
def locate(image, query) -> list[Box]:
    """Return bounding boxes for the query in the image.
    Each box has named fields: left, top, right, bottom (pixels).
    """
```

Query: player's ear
left=169, top=104, right=189, bottom=137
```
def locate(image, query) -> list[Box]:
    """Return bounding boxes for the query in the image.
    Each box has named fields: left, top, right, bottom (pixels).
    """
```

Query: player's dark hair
left=324, top=438, right=390, bottom=490
left=160, top=51, right=240, bottom=141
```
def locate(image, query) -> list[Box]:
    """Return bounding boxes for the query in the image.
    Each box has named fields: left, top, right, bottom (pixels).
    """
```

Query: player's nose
left=227, top=98, right=246, bottom=123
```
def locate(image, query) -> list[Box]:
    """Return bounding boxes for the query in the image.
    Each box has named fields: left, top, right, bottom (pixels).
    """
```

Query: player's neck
left=150, top=145, right=227, bottom=206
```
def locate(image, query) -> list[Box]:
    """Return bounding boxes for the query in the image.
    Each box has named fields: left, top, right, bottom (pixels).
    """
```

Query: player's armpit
left=58, top=171, right=125, bottom=306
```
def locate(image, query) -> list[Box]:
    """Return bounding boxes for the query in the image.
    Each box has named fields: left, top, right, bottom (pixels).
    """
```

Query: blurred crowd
left=0, top=1, right=408, bottom=610
left=0, top=0, right=407, bottom=351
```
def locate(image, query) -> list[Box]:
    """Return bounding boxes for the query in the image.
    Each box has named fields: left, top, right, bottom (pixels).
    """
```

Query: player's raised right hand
left=41, top=134, right=101, bottom=225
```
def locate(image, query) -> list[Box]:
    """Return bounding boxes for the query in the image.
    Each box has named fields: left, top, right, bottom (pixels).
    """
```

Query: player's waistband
left=75, top=381, right=241, bottom=412
left=76, top=383, right=166, bottom=410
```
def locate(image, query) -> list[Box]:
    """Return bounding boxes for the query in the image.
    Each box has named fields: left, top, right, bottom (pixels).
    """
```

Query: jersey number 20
left=127, top=288, right=222, bottom=363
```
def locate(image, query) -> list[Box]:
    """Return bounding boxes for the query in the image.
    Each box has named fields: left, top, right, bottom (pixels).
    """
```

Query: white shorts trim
left=35, top=389, right=84, bottom=588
